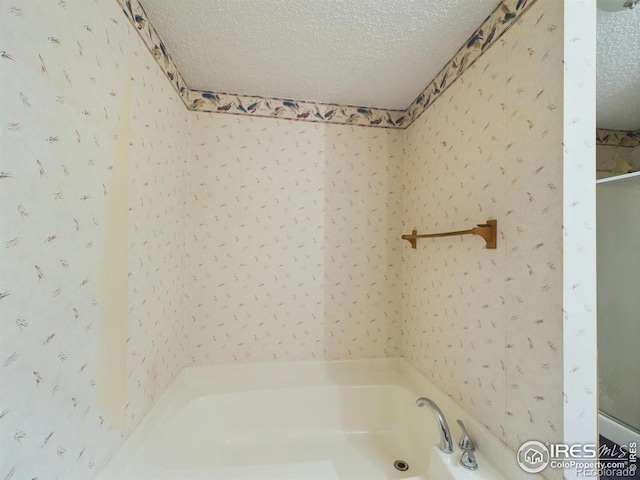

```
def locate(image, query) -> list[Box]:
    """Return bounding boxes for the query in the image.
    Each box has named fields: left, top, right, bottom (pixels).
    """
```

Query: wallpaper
left=596, top=145, right=640, bottom=179
left=401, top=1, right=564, bottom=477
left=124, top=38, right=189, bottom=435
left=0, top=0, right=188, bottom=478
left=323, top=125, right=403, bottom=359
left=117, top=0, right=538, bottom=130
left=185, top=114, right=403, bottom=364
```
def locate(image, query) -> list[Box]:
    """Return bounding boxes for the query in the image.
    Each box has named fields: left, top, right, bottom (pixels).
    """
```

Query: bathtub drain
left=393, top=460, right=409, bottom=472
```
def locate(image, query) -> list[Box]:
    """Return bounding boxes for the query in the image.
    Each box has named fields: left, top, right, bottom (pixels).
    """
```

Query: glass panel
left=597, top=172, right=640, bottom=432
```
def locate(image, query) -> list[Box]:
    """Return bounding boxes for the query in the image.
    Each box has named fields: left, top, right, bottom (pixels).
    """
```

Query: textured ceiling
left=597, top=6, right=640, bottom=130
left=139, top=0, right=501, bottom=110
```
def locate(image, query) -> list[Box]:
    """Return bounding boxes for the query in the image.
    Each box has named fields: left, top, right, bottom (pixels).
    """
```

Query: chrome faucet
left=415, top=397, right=454, bottom=454
left=457, top=419, right=478, bottom=470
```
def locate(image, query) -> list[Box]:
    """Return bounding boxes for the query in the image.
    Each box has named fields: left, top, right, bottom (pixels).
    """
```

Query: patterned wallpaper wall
left=0, top=0, right=188, bottom=477
left=124, top=40, right=189, bottom=434
left=323, top=126, right=403, bottom=359
left=186, top=114, right=403, bottom=364
left=401, top=0, right=564, bottom=474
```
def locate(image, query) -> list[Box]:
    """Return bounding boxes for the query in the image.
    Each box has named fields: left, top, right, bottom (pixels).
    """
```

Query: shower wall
left=401, top=0, right=564, bottom=467
left=0, top=1, right=188, bottom=478
left=186, top=114, right=403, bottom=364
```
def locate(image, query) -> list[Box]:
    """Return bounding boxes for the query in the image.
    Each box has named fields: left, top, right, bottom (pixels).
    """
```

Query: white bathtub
left=98, top=360, right=509, bottom=480
left=599, top=411, right=640, bottom=449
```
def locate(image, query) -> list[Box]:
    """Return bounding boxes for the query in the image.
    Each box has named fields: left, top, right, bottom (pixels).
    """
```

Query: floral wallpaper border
left=596, top=128, right=640, bottom=147
left=189, top=89, right=408, bottom=128
left=116, top=0, right=537, bottom=129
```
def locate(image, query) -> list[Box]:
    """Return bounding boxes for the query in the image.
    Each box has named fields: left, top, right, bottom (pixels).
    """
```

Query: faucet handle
left=456, top=419, right=475, bottom=451
left=457, top=420, right=478, bottom=470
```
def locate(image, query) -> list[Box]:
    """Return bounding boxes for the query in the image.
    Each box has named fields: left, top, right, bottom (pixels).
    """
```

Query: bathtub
left=599, top=411, right=640, bottom=450
left=98, top=360, right=509, bottom=480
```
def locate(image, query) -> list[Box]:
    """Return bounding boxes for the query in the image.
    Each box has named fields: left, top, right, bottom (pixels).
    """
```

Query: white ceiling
left=139, top=0, right=500, bottom=110
left=596, top=6, right=640, bottom=131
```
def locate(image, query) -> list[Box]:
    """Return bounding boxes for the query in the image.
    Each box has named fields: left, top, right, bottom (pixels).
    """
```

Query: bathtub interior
left=98, top=361, right=513, bottom=480
left=149, top=383, right=435, bottom=478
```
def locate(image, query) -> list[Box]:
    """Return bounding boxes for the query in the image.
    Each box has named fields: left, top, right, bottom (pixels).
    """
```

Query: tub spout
left=416, top=397, right=454, bottom=454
